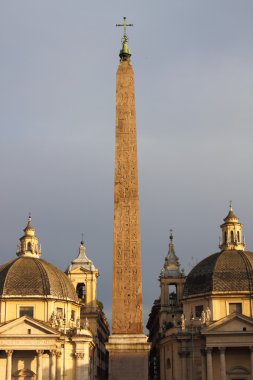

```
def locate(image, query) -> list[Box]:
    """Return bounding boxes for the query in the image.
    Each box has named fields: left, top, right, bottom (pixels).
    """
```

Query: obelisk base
left=106, top=334, right=150, bottom=380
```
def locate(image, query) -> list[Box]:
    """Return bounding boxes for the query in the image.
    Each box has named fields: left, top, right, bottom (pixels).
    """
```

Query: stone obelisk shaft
left=112, top=59, right=144, bottom=334
left=107, top=24, right=150, bottom=379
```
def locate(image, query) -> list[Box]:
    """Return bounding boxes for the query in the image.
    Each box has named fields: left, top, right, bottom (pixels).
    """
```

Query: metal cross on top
left=116, top=17, right=133, bottom=38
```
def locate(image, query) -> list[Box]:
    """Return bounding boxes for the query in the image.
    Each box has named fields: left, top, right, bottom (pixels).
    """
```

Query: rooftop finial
left=169, top=229, right=173, bottom=242
left=81, top=233, right=84, bottom=245
left=229, top=200, right=233, bottom=211
left=25, top=213, right=33, bottom=230
left=116, top=17, right=133, bottom=61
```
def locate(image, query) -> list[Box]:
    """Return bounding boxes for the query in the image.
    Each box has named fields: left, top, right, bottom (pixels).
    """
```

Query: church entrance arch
left=227, top=365, right=250, bottom=380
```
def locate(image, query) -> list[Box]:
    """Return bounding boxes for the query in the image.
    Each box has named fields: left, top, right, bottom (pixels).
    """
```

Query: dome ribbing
left=183, top=250, right=253, bottom=298
left=0, top=257, right=78, bottom=302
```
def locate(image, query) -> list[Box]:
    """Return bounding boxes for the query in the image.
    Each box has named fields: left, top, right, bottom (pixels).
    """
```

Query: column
left=159, top=346, right=165, bottom=380
left=75, top=352, right=85, bottom=380
left=161, top=282, right=167, bottom=306
left=56, top=351, right=62, bottom=380
left=206, top=347, right=213, bottom=380
left=200, top=349, right=207, bottom=380
left=5, top=350, right=13, bottom=380
left=249, top=347, right=253, bottom=380
left=182, top=353, right=187, bottom=380
left=164, top=283, right=169, bottom=306
left=36, top=350, right=44, bottom=380
left=179, top=351, right=189, bottom=380
left=219, top=347, right=226, bottom=380
left=50, top=350, right=56, bottom=380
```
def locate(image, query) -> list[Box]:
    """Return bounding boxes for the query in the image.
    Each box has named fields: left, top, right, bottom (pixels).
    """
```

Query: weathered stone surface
left=107, top=335, right=150, bottom=380
left=112, top=60, right=144, bottom=335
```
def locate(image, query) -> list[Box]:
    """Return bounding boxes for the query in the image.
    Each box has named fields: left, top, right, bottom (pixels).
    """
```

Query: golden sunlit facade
left=0, top=217, right=108, bottom=380
left=148, top=207, right=253, bottom=380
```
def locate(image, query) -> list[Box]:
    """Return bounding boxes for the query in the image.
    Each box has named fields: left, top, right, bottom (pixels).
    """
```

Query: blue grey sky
left=0, top=1, right=253, bottom=324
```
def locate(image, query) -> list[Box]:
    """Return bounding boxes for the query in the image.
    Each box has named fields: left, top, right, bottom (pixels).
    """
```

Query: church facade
left=147, top=207, right=253, bottom=380
left=0, top=217, right=109, bottom=380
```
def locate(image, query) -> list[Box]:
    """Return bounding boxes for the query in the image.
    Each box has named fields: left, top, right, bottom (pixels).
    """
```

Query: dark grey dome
left=183, top=250, right=253, bottom=298
left=0, top=257, right=78, bottom=302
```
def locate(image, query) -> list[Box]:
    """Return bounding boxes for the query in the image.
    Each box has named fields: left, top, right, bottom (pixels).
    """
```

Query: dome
left=183, top=250, right=253, bottom=298
left=0, top=257, right=78, bottom=302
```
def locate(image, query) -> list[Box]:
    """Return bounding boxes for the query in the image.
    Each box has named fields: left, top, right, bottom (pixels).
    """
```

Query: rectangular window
left=56, top=308, right=63, bottom=318
left=19, top=306, right=34, bottom=318
left=195, top=305, right=203, bottom=318
left=71, top=310, right=75, bottom=321
left=229, top=303, right=242, bottom=314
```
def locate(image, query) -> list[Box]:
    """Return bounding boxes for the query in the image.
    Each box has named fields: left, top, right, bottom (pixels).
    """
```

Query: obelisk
left=106, top=18, right=150, bottom=380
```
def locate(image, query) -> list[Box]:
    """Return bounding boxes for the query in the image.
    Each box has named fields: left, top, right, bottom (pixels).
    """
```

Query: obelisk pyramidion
left=106, top=17, right=150, bottom=380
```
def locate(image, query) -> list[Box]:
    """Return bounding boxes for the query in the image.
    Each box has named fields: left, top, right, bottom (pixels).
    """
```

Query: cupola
left=16, top=216, right=42, bottom=258
left=219, top=204, right=245, bottom=251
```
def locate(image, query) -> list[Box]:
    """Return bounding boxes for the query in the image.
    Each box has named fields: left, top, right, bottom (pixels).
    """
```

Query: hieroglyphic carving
left=112, top=59, right=144, bottom=334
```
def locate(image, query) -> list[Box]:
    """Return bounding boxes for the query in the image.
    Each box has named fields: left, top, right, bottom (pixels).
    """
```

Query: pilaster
left=249, top=346, right=253, bottom=380
left=178, top=350, right=190, bottom=380
left=75, top=352, right=85, bottom=380
left=200, top=348, right=207, bottom=380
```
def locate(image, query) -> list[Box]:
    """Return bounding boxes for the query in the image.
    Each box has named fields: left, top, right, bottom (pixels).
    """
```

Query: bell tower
left=67, top=239, right=99, bottom=310
left=160, top=231, right=185, bottom=317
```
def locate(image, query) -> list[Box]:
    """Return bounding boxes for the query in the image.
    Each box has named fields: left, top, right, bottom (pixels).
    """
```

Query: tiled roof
left=183, top=250, right=253, bottom=297
left=0, top=257, right=78, bottom=302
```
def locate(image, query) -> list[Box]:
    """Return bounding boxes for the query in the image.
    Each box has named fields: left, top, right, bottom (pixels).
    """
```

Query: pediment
left=0, top=316, right=60, bottom=336
left=202, top=313, right=253, bottom=334
left=69, top=266, right=94, bottom=274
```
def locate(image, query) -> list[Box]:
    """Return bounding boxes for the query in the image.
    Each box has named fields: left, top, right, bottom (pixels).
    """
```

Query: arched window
left=76, top=283, right=86, bottom=302
left=27, top=242, right=32, bottom=251
left=168, top=284, right=177, bottom=306
left=230, top=231, right=234, bottom=242
left=237, top=231, right=240, bottom=242
left=224, top=232, right=227, bottom=243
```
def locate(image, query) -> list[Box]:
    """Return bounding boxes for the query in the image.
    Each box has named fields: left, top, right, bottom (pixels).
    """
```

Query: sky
left=0, top=1, right=253, bottom=326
